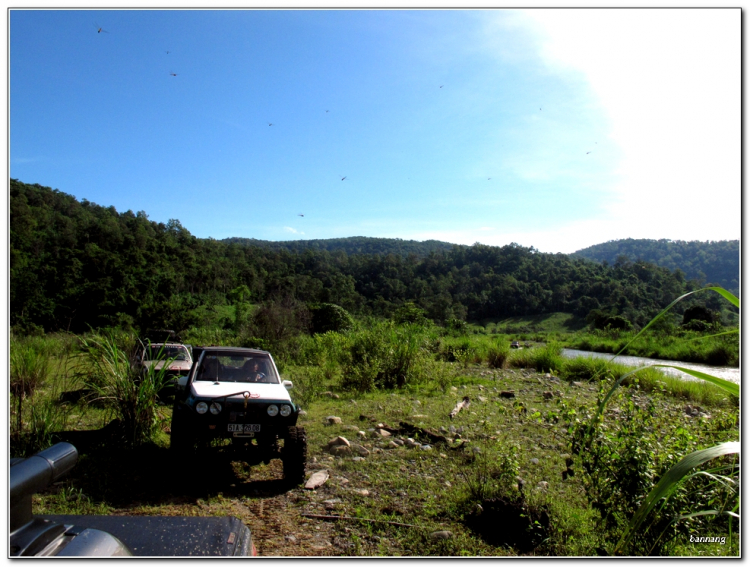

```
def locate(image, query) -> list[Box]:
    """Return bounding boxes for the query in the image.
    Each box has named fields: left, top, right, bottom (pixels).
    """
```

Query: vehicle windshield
left=147, top=345, right=190, bottom=361
left=195, top=352, right=278, bottom=384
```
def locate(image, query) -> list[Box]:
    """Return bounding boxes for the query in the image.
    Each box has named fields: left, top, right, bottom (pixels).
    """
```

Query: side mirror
left=282, top=380, right=293, bottom=390
left=177, top=375, right=189, bottom=389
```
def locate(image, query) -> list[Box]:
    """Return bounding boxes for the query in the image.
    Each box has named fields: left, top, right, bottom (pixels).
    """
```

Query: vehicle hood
left=143, top=360, right=192, bottom=372
left=191, top=381, right=293, bottom=402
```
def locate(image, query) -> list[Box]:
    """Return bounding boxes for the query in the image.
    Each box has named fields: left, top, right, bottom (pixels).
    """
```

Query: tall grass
left=10, top=336, right=77, bottom=457
left=10, top=336, right=52, bottom=445
left=78, top=333, right=173, bottom=448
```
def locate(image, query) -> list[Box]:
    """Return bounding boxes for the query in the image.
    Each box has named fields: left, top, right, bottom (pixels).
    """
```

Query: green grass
left=17, top=326, right=739, bottom=556
left=476, top=312, right=588, bottom=334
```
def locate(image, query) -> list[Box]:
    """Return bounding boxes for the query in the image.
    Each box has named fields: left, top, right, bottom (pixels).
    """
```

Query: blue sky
left=9, top=8, right=739, bottom=253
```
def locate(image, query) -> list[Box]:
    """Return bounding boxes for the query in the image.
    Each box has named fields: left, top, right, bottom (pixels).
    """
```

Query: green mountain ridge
left=10, top=179, right=738, bottom=334
left=573, top=238, right=739, bottom=294
left=221, top=236, right=461, bottom=257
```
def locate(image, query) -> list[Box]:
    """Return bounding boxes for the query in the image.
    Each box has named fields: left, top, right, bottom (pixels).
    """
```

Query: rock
left=343, top=425, right=360, bottom=431
left=285, top=534, right=297, bottom=543
left=420, top=444, right=433, bottom=451
left=571, top=381, right=583, bottom=388
left=405, top=438, right=420, bottom=448
left=329, top=445, right=352, bottom=456
left=530, top=458, right=539, bottom=465
left=472, top=446, right=482, bottom=454
left=537, top=481, right=549, bottom=491
left=327, top=416, right=343, bottom=425
left=477, top=396, right=487, bottom=403
left=430, top=531, right=453, bottom=540
left=305, top=470, right=330, bottom=490
left=387, top=440, right=400, bottom=449
left=352, top=456, right=366, bottom=462
left=357, top=431, right=367, bottom=438
left=298, top=410, right=307, bottom=417
left=350, top=444, right=370, bottom=456
left=411, top=415, right=429, bottom=419
left=444, top=481, right=451, bottom=488
left=543, top=391, right=553, bottom=400
left=393, top=438, right=405, bottom=446
left=327, top=436, right=350, bottom=448
left=323, top=392, right=340, bottom=400
left=376, top=429, right=392, bottom=438
left=413, top=400, right=421, bottom=406
left=353, top=488, right=370, bottom=496
left=450, top=387, right=458, bottom=392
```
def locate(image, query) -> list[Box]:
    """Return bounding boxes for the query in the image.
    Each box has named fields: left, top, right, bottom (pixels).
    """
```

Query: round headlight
left=267, top=404, right=279, bottom=417
left=210, top=402, right=222, bottom=415
left=196, top=401, right=208, bottom=414
left=280, top=404, right=292, bottom=417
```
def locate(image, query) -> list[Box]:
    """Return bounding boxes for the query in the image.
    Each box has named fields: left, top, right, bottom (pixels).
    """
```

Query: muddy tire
left=282, top=426, right=307, bottom=485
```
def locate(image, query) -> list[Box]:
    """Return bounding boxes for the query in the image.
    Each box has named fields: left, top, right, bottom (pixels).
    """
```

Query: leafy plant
left=580, top=287, right=740, bottom=555
left=79, top=333, right=173, bottom=448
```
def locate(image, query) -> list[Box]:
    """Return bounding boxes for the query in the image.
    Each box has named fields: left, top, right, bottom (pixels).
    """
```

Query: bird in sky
left=268, top=123, right=273, bottom=126
left=298, top=214, right=304, bottom=217
left=586, top=151, right=592, bottom=154
left=94, top=23, right=109, bottom=33
left=169, top=71, right=177, bottom=76
left=340, top=175, right=347, bottom=181
left=325, top=110, right=329, bottom=113
left=487, top=178, right=491, bottom=180
left=439, top=85, right=443, bottom=88
left=166, top=50, right=170, bottom=54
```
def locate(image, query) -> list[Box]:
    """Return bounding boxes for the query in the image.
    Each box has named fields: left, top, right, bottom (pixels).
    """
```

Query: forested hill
left=11, top=179, right=725, bottom=335
left=573, top=239, right=739, bottom=294
left=222, top=236, right=460, bottom=257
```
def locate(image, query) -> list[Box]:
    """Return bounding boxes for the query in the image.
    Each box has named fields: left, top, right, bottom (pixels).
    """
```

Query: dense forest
left=222, top=236, right=459, bottom=257
left=10, top=179, right=735, bottom=335
left=574, top=238, right=739, bottom=294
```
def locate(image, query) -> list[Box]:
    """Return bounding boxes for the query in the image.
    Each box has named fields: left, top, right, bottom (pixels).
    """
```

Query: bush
left=311, top=303, right=355, bottom=334
left=486, top=344, right=510, bottom=369
left=340, top=322, right=434, bottom=392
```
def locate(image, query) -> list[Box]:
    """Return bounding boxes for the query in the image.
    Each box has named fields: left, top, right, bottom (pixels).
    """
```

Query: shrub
left=340, top=322, right=433, bottom=392
left=486, top=344, right=510, bottom=369
left=310, top=303, right=355, bottom=334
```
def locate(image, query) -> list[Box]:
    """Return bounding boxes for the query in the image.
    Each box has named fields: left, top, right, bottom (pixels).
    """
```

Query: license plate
left=228, top=424, right=261, bottom=433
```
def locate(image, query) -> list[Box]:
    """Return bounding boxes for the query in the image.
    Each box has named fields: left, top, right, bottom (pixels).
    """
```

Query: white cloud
left=486, top=9, right=740, bottom=247
left=283, top=226, right=305, bottom=235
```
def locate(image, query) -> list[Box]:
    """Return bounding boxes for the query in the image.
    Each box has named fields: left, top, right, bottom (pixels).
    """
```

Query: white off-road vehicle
left=170, top=346, right=306, bottom=484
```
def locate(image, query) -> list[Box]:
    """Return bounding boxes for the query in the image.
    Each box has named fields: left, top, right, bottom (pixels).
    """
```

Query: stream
left=561, top=348, right=740, bottom=385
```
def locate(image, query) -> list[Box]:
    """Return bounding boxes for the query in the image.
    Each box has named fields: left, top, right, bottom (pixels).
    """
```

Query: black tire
left=282, top=426, right=307, bottom=485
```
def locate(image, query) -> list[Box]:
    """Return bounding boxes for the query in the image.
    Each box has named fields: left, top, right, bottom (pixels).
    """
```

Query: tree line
left=574, top=237, right=739, bottom=295
left=10, top=179, right=733, bottom=335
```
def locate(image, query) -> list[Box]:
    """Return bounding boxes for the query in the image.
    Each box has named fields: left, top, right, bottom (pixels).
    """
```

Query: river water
left=561, top=348, right=740, bottom=385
